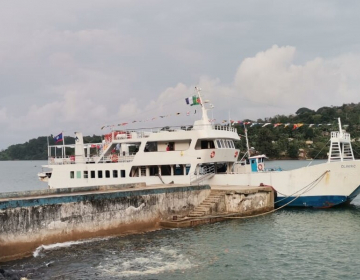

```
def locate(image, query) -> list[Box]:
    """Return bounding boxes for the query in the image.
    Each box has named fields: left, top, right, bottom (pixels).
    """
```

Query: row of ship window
left=70, top=170, right=126, bottom=179
left=216, top=139, right=235, bottom=149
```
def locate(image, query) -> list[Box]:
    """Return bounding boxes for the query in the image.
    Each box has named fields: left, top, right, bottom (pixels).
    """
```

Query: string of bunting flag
left=101, top=94, right=204, bottom=130
left=100, top=109, right=201, bottom=130
left=101, top=92, right=338, bottom=130
left=225, top=120, right=338, bottom=130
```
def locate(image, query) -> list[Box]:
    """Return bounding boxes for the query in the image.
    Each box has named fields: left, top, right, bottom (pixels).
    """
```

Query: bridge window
left=216, top=139, right=235, bottom=149
left=186, top=164, right=191, bottom=175
left=195, top=140, right=215, bottom=150
left=98, top=170, right=103, bottom=179
left=129, top=143, right=141, bottom=155
left=70, top=171, right=74, bottom=179
left=76, top=171, right=81, bottom=179
left=144, top=141, right=158, bottom=152
left=216, top=140, right=222, bottom=148
left=84, top=171, right=88, bottom=179
left=91, top=170, right=95, bottom=178
left=113, top=170, right=118, bottom=178
left=105, top=170, right=110, bottom=178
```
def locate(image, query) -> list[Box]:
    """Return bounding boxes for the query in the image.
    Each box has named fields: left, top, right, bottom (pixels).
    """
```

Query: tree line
left=0, top=135, right=102, bottom=160
left=1, top=102, right=360, bottom=160
left=234, top=103, right=360, bottom=159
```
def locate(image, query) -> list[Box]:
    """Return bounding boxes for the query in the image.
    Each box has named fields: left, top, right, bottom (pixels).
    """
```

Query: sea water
left=1, top=160, right=360, bottom=279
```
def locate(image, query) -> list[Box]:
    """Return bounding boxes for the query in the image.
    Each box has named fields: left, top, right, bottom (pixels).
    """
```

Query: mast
left=195, top=86, right=210, bottom=124
left=338, top=118, right=343, bottom=137
left=193, top=87, right=211, bottom=130
left=244, top=123, right=250, bottom=157
left=47, top=136, right=49, bottom=159
left=62, top=131, right=65, bottom=158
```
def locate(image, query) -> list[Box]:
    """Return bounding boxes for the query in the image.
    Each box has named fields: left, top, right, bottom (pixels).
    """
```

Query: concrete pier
left=0, top=183, right=274, bottom=262
left=0, top=183, right=210, bottom=262
left=160, top=185, right=274, bottom=228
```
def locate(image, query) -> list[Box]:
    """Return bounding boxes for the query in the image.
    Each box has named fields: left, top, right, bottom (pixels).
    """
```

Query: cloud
left=233, top=45, right=360, bottom=114
left=117, top=98, right=142, bottom=119
left=2, top=44, right=360, bottom=148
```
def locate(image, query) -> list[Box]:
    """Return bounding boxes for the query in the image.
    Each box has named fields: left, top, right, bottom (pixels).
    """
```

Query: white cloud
left=3, top=44, right=360, bottom=149
left=2, top=1, right=360, bottom=148
left=117, top=98, right=142, bottom=119
left=233, top=45, right=360, bottom=116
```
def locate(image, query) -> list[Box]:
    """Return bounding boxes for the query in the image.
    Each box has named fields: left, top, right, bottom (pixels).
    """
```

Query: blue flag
left=54, top=133, right=63, bottom=143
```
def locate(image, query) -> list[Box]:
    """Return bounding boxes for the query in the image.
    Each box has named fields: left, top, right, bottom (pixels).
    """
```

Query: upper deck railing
left=330, top=131, right=351, bottom=141
left=105, top=124, right=237, bottom=142
left=48, top=154, right=135, bottom=165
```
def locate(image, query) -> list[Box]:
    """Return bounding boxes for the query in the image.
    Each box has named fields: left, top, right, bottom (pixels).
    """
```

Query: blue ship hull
left=275, top=185, right=360, bottom=208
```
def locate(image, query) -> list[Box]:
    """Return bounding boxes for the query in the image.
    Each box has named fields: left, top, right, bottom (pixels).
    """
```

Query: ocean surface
left=1, top=160, right=360, bottom=279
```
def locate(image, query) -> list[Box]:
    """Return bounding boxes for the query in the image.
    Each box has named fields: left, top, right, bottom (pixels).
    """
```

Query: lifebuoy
left=111, top=154, right=118, bottom=162
left=210, top=151, right=215, bottom=158
left=70, top=156, right=75, bottom=162
left=258, top=163, right=263, bottom=171
left=234, top=151, right=239, bottom=158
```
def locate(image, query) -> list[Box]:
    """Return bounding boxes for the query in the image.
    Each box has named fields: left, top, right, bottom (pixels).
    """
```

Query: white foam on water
left=33, top=237, right=112, bottom=257
left=99, top=246, right=194, bottom=277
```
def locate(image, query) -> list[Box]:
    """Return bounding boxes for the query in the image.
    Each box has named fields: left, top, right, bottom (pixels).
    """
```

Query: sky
left=1, top=0, right=360, bottom=149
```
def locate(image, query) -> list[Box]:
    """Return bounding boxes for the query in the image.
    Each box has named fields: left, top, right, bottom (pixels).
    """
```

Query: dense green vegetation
left=235, top=103, right=360, bottom=159
left=1, top=102, right=360, bottom=160
left=0, top=135, right=102, bottom=160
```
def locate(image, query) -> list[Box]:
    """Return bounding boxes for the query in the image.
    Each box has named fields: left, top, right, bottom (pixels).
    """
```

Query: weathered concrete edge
left=225, top=187, right=273, bottom=195
left=161, top=206, right=274, bottom=228
left=0, top=183, right=147, bottom=199
left=0, top=185, right=210, bottom=210
left=0, top=185, right=211, bottom=262
left=0, top=220, right=161, bottom=263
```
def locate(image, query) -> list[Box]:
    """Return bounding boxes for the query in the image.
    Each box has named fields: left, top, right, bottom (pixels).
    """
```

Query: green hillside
left=234, top=103, right=360, bottom=159
left=1, top=102, right=360, bottom=160
left=0, top=135, right=102, bottom=160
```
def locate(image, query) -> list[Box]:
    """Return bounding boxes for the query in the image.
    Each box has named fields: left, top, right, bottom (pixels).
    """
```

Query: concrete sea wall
left=224, top=188, right=274, bottom=213
left=161, top=186, right=274, bottom=228
left=0, top=184, right=210, bottom=262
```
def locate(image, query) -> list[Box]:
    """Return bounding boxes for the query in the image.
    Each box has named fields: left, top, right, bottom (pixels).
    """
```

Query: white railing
left=48, top=154, right=135, bottom=165
left=99, top=155, right=135, bottom=163
left=190, top=164, right=216, bottom=185
left=48, top=157, right=74, bottom=165
left=213, top=125, right=237, bottom=133
left=331, top=131, right=351, bottom=140
left=107, top=124, right=237, bottom=141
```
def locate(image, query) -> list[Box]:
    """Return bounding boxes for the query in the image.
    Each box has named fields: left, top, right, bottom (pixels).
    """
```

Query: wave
left=33, top=237, right=112, bottom=257
left=99, top=246, right=194, bottom=277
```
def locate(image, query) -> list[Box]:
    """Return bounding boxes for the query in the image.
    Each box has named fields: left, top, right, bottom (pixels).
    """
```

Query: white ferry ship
left=38, top=88, right=360, bottom=208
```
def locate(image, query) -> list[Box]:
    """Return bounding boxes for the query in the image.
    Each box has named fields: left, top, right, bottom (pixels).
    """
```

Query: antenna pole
left=195, top=87, right=209, bottom=124
left=244, top=123, right=250, bottom=157
left=338, top=118, right=343, bottom=137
